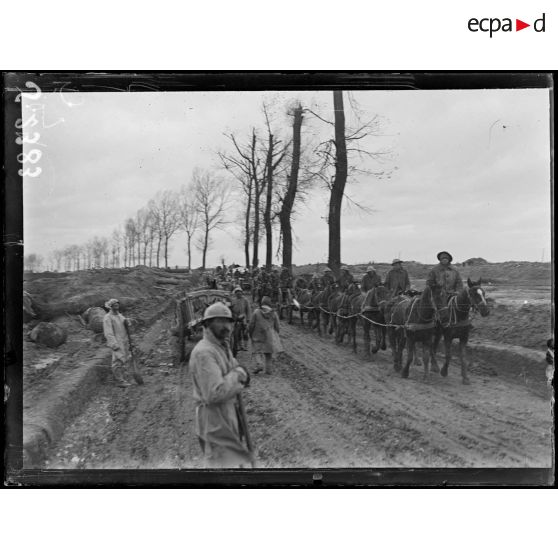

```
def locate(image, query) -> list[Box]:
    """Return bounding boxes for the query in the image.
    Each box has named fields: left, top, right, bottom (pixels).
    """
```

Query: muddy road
left=43, top=306, right=553, bottom=469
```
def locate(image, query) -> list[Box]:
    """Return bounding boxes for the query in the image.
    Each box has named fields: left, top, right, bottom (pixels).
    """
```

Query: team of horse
left=283, top=275, right=490, bottom=385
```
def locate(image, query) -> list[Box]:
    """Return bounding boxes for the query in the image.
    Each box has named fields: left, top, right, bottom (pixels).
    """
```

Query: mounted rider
left=230, top=286, right=251, bottom=351
left=384, top=258, right=411, bottom=297
left=321, top=267, right=335, bottom=289
left=309, top=272, right=322, bottom=293
left=426, top=251, right=463, bottom=301
left=361, top=265, right=382, bottom=293
left=269, top=267, right=280, bottom=303
left=278, top=266, right=293, bottom=306
left=337, top=265, right=354, bottom=293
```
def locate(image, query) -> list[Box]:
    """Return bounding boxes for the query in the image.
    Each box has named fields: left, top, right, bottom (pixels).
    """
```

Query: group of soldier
left=306, top=251, right=463, bottom=302
left=102, top=250, right=465, bottom=468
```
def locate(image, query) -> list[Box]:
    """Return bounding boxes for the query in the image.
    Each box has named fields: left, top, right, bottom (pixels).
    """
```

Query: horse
left=432, top=278, right=490, bottom=385
left=290, top=286, right=314, bottom=326
left=387, top=285, right=448, bottom=379
left=310, top=283, right=337, bottom=336
left=357, top=285, right=390, bottom=357
left=329, top=282, right=360, bottom=345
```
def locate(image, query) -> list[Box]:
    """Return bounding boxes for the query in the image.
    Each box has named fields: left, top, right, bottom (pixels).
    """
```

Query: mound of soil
left=24, top=266, right=196, bottom=320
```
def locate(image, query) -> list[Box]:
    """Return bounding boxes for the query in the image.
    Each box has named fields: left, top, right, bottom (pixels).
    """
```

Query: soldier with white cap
left=102, top=298, right=133, bottom=388
left=384, top=258, right=411, bottom=297
left=361, top=265, right=382, bottom=293
left=189, top=302, right=251, bottom=468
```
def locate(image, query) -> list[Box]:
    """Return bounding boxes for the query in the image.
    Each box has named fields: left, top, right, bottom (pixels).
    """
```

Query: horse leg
left=380, top=324, right=387, bottom=351
left=459, top=335, right=470, bottom=385
left=392, top=330, right=402, bottom=373
left=422, top=336, right=431, bottom=381
left=371, top=324, right=380, bottom=354
left=430, top=328, right=441, bottom=374
left=402, top=333, right=413, bottom=378
left=363, top=320, right=371, bottom=357
left=440, top=334, right=452, bottom=377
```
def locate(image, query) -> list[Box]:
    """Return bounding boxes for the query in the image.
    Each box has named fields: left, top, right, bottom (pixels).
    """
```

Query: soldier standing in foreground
left=103, top=298, right=133, bottom=388
left=189, top=302, right=252, bottom=468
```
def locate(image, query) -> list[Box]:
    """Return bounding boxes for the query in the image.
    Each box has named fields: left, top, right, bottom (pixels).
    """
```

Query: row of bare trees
left=28, top=92, right=393, bottom=275
left=27, top=169, right=231, bottom=273
left=218, top=92, right=392, bottom=275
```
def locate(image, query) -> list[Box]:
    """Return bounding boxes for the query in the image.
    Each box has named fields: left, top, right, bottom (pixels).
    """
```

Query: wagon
left=173, top=289, right=233, bottom=362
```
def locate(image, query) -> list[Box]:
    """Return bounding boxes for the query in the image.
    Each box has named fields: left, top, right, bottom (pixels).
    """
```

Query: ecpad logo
left=468, top=13, right=546, bottom=37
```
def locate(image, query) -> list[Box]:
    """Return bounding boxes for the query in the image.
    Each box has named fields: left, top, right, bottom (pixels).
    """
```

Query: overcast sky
left=23, top=88, right=552, bottom=267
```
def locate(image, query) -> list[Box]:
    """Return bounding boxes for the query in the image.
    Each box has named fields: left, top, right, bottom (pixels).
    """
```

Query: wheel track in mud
left=269, top=321, right=552, bottom=467
left=42, top=304, right=552, bottom=469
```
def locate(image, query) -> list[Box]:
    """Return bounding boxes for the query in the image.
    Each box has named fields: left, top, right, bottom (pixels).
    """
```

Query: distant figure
left=249, top=296, right=283, bottom=375
left=321, top=267, right=335, bottom=289
left=384, top=258, right=411, bottom=297
left=189, top=302, right=251, bottom=468
left=230, top=286, right=251, bottom=351
left=103, top=298, right=133, bottom=388
left=361, top=265, right=382, bottom=293
left=426, top=251, right=463, bottom=301
left=338, top=265, right=354, bottom=292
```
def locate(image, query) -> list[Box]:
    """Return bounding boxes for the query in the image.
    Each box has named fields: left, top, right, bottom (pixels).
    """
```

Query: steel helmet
left=202, top=302, right=233, bottom=323
left=366, top=266, right=376, bottom=272
left=324, top=267, right=332, bottom=273
left=437, top=251, right=453, bottom=262
left=392, top=258, right=403, bottom=265
left=233, top=286, right=243, bottom=293
left=341, top=265, right=349, bottom=271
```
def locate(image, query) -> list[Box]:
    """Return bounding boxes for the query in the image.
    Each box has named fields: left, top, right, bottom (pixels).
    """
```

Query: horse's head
left=374, top=284, right=390, bottom=304
left=467, top=277, right=490, bottom=317
left=427, top=284, right=450, bottom=323
left=347, top=282, right=360, bottom=297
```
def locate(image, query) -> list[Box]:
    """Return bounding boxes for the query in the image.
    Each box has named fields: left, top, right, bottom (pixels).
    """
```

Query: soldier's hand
left=234, top=366, right=248, bottom=385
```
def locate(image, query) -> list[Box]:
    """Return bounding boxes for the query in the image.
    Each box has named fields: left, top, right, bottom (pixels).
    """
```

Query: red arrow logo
left=516, top=19, right=530, bottom=31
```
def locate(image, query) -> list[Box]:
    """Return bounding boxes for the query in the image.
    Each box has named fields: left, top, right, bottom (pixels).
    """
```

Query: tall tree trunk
left=156, top=235, right=162, bottom=267
left=202, top=225, right=209, bottom=269
left=187, top=233, right=192, bottom=270
left=244, top=174, right=253, bottom=269
left=328, top=90, right=348, bottom=277
left=280, top=104, right=303, bottom=271
left=250, top=130, right=261, bottom=269
left=264, top=133, right=274, bottom=270
left=164, top=236, right=169, bottom=268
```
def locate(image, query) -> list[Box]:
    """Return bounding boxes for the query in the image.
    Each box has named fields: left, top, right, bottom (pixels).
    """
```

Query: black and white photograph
left=4, top=73, right=554, bottom=483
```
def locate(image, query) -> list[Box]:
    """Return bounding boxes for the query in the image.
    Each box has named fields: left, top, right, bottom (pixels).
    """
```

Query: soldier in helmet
left=426, top=251, right=463, bottom=301
left=384, top=259, right=411, bottom=297
left=338, top=265, right=354, bottom=292
left=361, top=265, right=381, bottom=293
left=321, top=267, right=335, bottom=289
left=189, top=302, right=252, bottom=468
left=309, top=272, right=322, bottom=293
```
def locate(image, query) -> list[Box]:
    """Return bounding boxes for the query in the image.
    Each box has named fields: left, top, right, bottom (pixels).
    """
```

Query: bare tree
left=192, top=168, right=231, bottom=270
left=262, top=104, right=289, bottom=270
left=306, top=91, right=394, bottom=275
left=178, top=184, right=199, bottom=271
left=278, top=101, right=304, bottom=271
left=24, top=253, right=43, bottom=273
left=219, top=130, right=264, bottom=268
left=111, top=228, right=123, bottom=268
left=150, top=190, right=181, bottom=268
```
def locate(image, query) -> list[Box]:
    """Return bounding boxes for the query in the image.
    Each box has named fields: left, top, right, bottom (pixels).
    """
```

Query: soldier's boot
left=113, top=364, right=131, bottom=387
